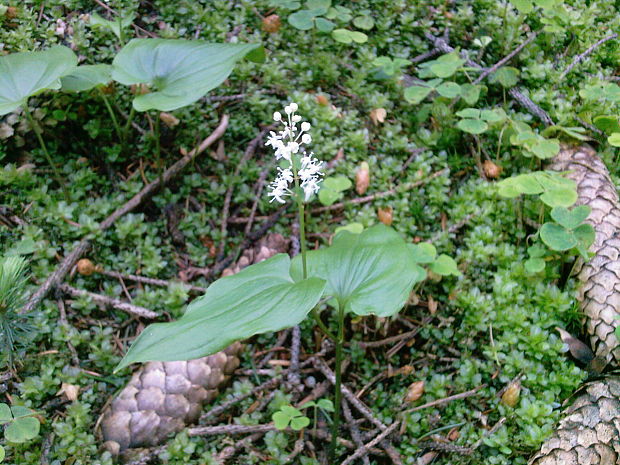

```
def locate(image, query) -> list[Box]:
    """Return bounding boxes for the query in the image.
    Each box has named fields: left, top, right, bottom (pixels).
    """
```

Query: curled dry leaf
left=556, top=327, right=595, bottom=365
left=404, top=380, right=425, bottom=403
left=418, top=451, right=439, bottom=465
left=427, top=295, right=438, bottom=315
left=5, top=6, right=18, bottom=19
left=159, top=112, right=180, bottom=129
left=262, top=14, right=281, bottom=33
left=389, top=365, right=414, bottom=377
left=501, top=380, right=521, bottom=408
left=316, top=94, right=329, bottom=106
left=355, top=161, right=370, bottom=195
left=377, top=206, right=393, bottom=226
left=0, top=123, right=14, bottom=139
left=76, top=258, right=101, bottom=276
left=57, top=382, right=80, bottom=402
left=483, top=160, right=503, bottom=179
left=370, top=107, right=387, bottom=125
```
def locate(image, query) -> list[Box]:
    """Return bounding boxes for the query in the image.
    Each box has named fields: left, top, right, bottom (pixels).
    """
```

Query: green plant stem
left=122, top=105, right=136, bottom=151
left=153, top=112, right=163, bottom=186
left=330, top=299, right=345, bottom=460
left=23, top=104, right=70, bottom=201
left=98, top=89, right=123, bottom=142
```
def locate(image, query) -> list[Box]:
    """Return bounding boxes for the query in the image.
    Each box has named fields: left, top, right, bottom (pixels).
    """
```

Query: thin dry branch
left=404, top=385, right=484, bottom=414
left=424, top=32, right=554, bottom=126
left=341, top=420, right=401, bottom=465
left=473, top=31, right=539, bottom=84
left=559, top=34, right=618, bottom=80
left=21, top=116, right=229, bottom=315
left=60, top=284, right=158, bottom=319
left=99, top=270, right=206, bottom=294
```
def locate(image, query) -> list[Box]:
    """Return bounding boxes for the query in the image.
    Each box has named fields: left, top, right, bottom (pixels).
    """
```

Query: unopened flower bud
left=292, top=115, right=301, bottom=122
left=301, top=122, right=311, bottom=131
left=273, top=111, right=282, bottom=121
left=302, top=134, right=312, bottom=144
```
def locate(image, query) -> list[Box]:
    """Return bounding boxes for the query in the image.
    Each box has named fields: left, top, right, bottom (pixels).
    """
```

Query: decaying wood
left=100, top=233, right=290, bottom=454
left=529, top=145, right=620, bottom=464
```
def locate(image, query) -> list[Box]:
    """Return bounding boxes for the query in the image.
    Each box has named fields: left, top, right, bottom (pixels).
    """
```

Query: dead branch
left=342, top=399, right=371, bottom=465
left=341, top=420, right=401, bottom=465
left=404, top=385, right=484, bottom=414
left=424, top=32, right=554, bottom=126
left=59, top=284, right=158, bottom=319
left=21, top=116, right=229, bottom=315
left=473, top=31, right=539, bottom=84
left=559, top=33, right=618, bottom=80
left=98, top=270, right=206, bottom=294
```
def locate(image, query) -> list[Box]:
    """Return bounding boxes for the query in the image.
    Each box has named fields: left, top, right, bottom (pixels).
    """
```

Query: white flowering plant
left=116, top=102, right=434, bottom=458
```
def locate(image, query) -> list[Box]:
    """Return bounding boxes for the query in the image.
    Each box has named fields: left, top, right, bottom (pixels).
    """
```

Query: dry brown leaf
left=447, top=428, right=460, bottom=441
left=390, top=365, right=414, bottom=377
left=418, top=451, right=438, bottom=465
left=159, top=112, right=180, bottom=129
left=5, top=6, right=18, bottom=19
left=211, top=139, right=227, bottom=161
left=428, top=295, right=438, bottom=315
left=316, top=94, right=329, bottom=106
left=370, top=107, right=387, bottom=125
left=556, top=327, right=595, bottom=364
left=377, top=206, right=393, bottom=226
left=483, top=160, right=503, bottom=179
left=355, top=161, right=370, bottom=195
left=501, top=380, right=521, bottom=408
left=262, top=14, right=281, bottom=33
left=130, top=83, right=150, bottom=95
left=404, top=380, right=425, bottom=403
left=57, top=382, right=80, bottom=402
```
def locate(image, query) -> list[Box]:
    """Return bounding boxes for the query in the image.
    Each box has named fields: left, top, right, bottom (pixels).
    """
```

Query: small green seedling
left=89, top=11, right=135, bottom=45
left=455, top=107, right=507, bottom=135
left=318, top=176, right=352, bottom=206
left=272, top=405, right=310, bottom=431
left=404, top=79, right=481, bottom=105
left=372, top=56, right=410, bottom=80
left=540, top=206, right=594, bottom=257
left=496, top=171, right=578, bottom=208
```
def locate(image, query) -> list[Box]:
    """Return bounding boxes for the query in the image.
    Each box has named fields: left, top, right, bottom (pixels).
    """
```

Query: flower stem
left=330, top=299, right=345, bottom=460
left=23, top=104, right=70, bottom=201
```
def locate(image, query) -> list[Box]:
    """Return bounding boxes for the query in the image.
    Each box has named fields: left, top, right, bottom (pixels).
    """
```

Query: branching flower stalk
left=266, top=103, right=347, bottom=457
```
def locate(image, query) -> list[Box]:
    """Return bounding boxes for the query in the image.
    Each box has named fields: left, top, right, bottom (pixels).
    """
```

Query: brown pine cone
left=549, top=145, right=620, bottom=365
left=528, top=377, right=620, bottom=465
left=101, top=234, right=290, bottom=454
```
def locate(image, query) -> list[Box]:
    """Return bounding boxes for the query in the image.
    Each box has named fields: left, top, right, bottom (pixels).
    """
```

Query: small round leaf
left=540, top=223, right=576, bottom=251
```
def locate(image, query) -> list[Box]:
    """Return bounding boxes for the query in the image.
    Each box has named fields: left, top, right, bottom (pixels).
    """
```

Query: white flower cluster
left=265, top=103, right=323, bottom=203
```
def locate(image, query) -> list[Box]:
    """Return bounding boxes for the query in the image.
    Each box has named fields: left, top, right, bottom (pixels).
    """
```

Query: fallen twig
left=424, top=32, right=554, bottom=126
left=341, top=420, right=401, bottom=465
left=342, top=399, right=371, bottom=465
left=405, top=385, right=484, bottom=414
left=99, top=270, right=206, bottom=294
left=21, top=116, right=229, bottom=315
left=559, top=33, right=618, bottom=80
left=60, top=284, right=158, bottom=319
left=473, top=31, right=539, bottom=84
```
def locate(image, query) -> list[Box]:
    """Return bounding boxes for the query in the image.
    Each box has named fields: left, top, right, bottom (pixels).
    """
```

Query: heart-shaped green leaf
left=404, top=85, right=433, bottom=104
left=0, top=404, right=11, bottom=424
left=427, top=52, right=465, bottom=78
left=593, top=115, right=620, bottom=135
left=111, top=39, right=260, bottom=111
left=9, top=406, right=34, bottom=419
left=116, top=254, right=325, bottom=370
left=436, top=82, right=461, bottom=98
left=290, top=416, right=310, bottom=430
left=315, top=17, right=336, bottom=32
left=323, top=176, right=352, bottom=192
left=457, top=118, right=488, bottom=134
left=288, top=9, right=318, bottom=30
left=573, top=223, right=595, bottom=248
left=530, top=138, right=560, bottom=159
left=608, top=133, right=620, bottom=147
left=273, top=411, right=291, bottom=429
left=332, top=29, right=368, bottom=43
left=90, top=12, right=135, bottom=41
left=60, top=64, right=112, bottom=92
left=524, top=257, right=545, bottom=274
left=409, top=243, right=436, bottom=264
left=0, top=46, right=78, bottom=115
left=430, top=254, right=461, bottom=276
left=550, top=205, right=590, bottom=229
left=5, top=416, right=39, bottom=443
left=460, top=83, right=481, bottom=104
left=539, top=187, right=577, bottom=208
left=490, top=66, right=519, bottom=88
left=455, top=108, right=480, bottom=119
left=0, top=444, right=5, bottom=462
left=291, top=224, right=424, bottom=317
left=540, top=223, right=576, bottom=251
left=353, top=15, right=374, bottom=30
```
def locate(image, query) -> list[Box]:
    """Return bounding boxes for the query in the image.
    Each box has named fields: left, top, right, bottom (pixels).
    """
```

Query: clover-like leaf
left=530, top=138, right=560, bottom=159
left=409, top=243, right=436, bottom=264
left=90, top=12, right=135, bottom=41
left=490, top=66, right=519, bottom=88
left=593, top=116, right=620, bottom=135
left=319, top=176, right=352, bottom=206
left=111, top=39, right=260, bottom=111
left=0, top=445, right=5, bottom=462
left=427, top=52, right=465, bottom=78
left=550, top=205, right=590, bottom=229
left=524, top=257, right=545, bottom=274
left=436, top=82, right=461, bottom=98
left=608, top=133, right=620, bottom=147
left=539, top=187, right=577, bottom=208
left=430, top=254, right=461, bottom=276
left=457, top=118, right=488, bottom=134
left=332, top=29, right=368, bottom=44
left=291, top=225, right=424, bottom=317
left=0, top=46, right=78, bottom=115
left=315, top=17, right=336, bottom=32
left=460, top=83, right=481, bottom=104
left=404, top=85, right=433, bottom=104
left=116, top=254, right=325, bottom=370
left=0, top=404, right=11, bottom=424
left=60, top=64, right=112, bottom=92
left=540, top=223, right=576, bottom=251
left=290, top=416, right=310, bottom=430
left=5, top=416, right=39, bottom=443
left=288, top=9, right=318, bottom=30
left=272, top=411, right=291, bottom=430
left=573, top=223, right=595, bottom=249
left=353, top=15, right=374, bottom=30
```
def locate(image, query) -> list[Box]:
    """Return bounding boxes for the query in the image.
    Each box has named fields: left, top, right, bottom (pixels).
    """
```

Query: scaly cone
left=101, top=234, right=290, bottom=454
left=529, top=146, right=620, bottom=464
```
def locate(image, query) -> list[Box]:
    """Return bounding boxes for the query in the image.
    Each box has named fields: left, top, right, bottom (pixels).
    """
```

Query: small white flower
left=292, top=115, right=302, bottom=122
left=301, top=134, right=312, bottom=144
left=273, top=111, right=282, bottom=121
left=289, top=103, right=298, bottom=112
left=284, top=105, right=293, bottom=114
left=301, top=122, right=311, bottom=132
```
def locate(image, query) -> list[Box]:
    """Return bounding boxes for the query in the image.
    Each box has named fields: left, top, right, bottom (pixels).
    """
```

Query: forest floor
left=1, top=0, right=620, bottom=464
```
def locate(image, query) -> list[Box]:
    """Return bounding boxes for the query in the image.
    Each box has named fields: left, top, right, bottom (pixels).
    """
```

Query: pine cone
left=529, top=146, right=620, bottom=464
left=528, top=377, right=620, bottom=465
left=101, top=234, right=290, bottom=454
left=549, top=145, right=620, bottom=365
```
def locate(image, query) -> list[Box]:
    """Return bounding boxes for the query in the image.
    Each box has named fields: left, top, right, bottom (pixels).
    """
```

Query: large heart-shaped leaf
left=291, top=224, right=424, bottom=317
left=0, top=46, right=78, bottom=115
left=540, top=223, right=576, bottom=251
left=116, top=254, right=325, bottom=370
left=60, top=64, right=112, bottom=92
left=111, top=39, right=260, bottom=111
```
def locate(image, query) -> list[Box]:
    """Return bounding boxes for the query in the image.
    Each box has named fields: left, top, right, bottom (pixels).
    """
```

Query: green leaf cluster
left=455, top=107, right=507, bottom=135
left=405, top=79, right=481, bottom=105
left=540, top=206, right=594, bottom=256
left=272, top=405, right=310, bottom=430
left=318, top=176, right=352, bottom=206
left=0, top=403, right=40, bottom=445
left=496, top=171, right=577, bottom=208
